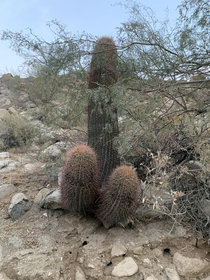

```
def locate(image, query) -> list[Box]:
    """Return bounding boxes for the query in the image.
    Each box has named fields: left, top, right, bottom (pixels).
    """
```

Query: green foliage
left=60, top=144, right=100, bottom=215
left=0, top=113, right=38, bottom=150
left=97, top=165, right=142, bottom=228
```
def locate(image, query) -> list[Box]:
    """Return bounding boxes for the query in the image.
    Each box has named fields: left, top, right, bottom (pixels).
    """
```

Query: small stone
left=42, top=144, right=61, bottom=158
left=145, top=276, right=158, bottom=280
left=112, top=257, right=138, bottom=277
left=88, top=264, right=95, bottom=269
left=165, top=268, right=180, bottom=280
left=0, top=159, right=9, bottom=169
left=0, top=152, right=9, bottom=159
left=76, top=266, right=86, bottom=280
left=40, top=188, right=62, bottom=209
left=143, top=258, right=152, bottom=268
left=34, top=188, right=50, bottom=205
left=111, top=242, right=127, bottom=258
left=8, top=193, right=31, bottom=221
left=78, top=257, right=84, bottom=264
left=8, top=236, right=22, bottom=248
left=133, top=246, right=143, bottom=255
left=173, top=252, right=210, bottom=277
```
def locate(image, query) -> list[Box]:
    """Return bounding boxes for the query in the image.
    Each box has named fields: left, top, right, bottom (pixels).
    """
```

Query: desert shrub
left=0, top=113, right=38, bottom=150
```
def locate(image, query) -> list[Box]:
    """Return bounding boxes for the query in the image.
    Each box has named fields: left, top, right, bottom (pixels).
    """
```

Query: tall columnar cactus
left=88, top=36, right=120, bottom=187
left=60, top=144, right=100, bottom=215
left=97, top=165, right=142, bottom=228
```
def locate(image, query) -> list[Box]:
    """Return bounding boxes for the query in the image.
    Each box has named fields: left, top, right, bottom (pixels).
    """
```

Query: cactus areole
left=88, top=36, right=120, bottom=187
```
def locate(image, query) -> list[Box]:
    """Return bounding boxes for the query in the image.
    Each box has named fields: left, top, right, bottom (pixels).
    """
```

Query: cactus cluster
left=60, top=37, right=143, bottom=228
left=96, top=165, right=142, bottom=228
left=60, top=144, right=100, bottom=215
left=88, top=36, right=120, bottom=187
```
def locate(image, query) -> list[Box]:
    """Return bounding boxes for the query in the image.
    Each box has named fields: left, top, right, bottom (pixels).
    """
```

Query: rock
left=143, top=258, right=153, bottom=268
left=112, top=257, right=138, bottom=277
left=42, top=144, right=62, bottom=158
left=8, top=236, right=23, bottom=248
left=76, top=266, right=86, bottom=280
left=133, top=246, right=143, bottom=255
left=0, top=184, right=17, bottom=201
left=40, top=188, right=62, bottom=209
left=8, top=193, right=31, bottom=221
left=0, top=159, right=10, bottom=169
left=173, top=252, right=210, bottom=277
left=145, top=276, right=158, bottom=280
left=165, top=268, right=180, bottom=280
left=111, top=242, right=127, bottom=258
left=34, top=188, right=50, bottom=205
left=202, top=276, right=210, bottom=280
left=87, top=264, right=95, bottom=269
left=0, top=152, right=10, bottom=159
left=0, top=161, right=19, bottom=174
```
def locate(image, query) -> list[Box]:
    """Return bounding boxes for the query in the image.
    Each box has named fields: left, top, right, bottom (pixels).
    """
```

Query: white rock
left=0, top=152, right=9, bottom=159
left=111, top=242, right=127, bottom=258
left=34, top=188, right=50, bottom=205
left=133, top=246, right=143, bottom=255
left=165, top=268, right=180, bottom=280
left=145, top=276, right=158, bottom=280
left=40, top=188, right=62, bottom=209
left=112, top=257, right=138, bottom=277
left=42, top=144, right=61, bottom=158
left=76, top=266, right=86, bottom=280
left=87, top=264, right=95, bottom=269
left=143, top=258, right=153, bottom=268
left=173, top=252, right=210, bottom=277
left=0, top=159, right=9, bottom=169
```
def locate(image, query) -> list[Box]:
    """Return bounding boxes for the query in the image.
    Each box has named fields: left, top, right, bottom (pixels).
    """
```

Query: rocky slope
left=0, top=73, right=210, bottom=280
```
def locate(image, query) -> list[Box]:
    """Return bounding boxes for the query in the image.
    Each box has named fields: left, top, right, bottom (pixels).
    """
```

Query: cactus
left=88, top=36, right=120, bottom=187
left=97, top=165, right=142, bottom=229
left=60, top=144, right=100, bottom=215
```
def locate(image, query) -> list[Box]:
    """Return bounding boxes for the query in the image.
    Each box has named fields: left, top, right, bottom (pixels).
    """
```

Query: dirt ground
left=0, top=151, right=210, bottom=280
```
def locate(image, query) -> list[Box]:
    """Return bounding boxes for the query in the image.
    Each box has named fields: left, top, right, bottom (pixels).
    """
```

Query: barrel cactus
left=88, top=36, right=120, bottom=187
left=60, top=144, right=100, bottom=215
left=97, top=165, right=142, bottom=228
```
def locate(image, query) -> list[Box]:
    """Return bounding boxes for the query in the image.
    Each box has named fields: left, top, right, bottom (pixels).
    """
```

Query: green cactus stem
left=88, top=36, right=120, bottom=187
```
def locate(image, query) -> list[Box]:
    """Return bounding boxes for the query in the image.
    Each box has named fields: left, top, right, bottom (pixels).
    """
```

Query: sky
left=0, top=0, right=182, bottom=76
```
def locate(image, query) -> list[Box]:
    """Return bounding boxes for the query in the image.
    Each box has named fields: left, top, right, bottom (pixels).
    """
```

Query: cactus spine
left=88, top=36, right=120, bottom=187
left=97, top=165, right=142, bottom=228
left=60, top=144, right=100, bottom=215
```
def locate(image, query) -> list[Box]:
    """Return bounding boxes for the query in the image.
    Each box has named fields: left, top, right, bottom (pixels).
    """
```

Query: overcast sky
left=0, top=0, right=181, bottom=76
